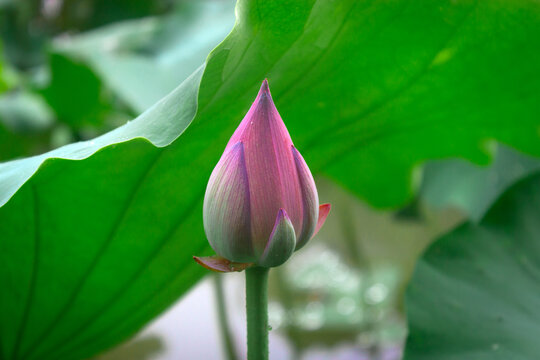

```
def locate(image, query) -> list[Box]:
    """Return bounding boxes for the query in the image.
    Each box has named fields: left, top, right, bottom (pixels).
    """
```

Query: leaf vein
left=22, top=150, right=163, bottom=359
left=41, top=188, right=209, bottom=360
left=11, top=185, right=40, bottom=360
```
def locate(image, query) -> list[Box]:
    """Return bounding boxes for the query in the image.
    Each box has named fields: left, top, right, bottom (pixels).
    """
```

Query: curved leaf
left=405, top=172, right=540, bottom=359
left=0, top=68, right=205, bottom=360
left=1, top=0, right=540, bottom=359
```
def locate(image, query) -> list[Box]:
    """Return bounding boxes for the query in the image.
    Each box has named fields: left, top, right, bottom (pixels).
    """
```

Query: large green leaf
left=0, top=69, right=206, bottom=360
left=1, top=0, right=540, bottom=359
left=405, top=172, right=540, bottom=359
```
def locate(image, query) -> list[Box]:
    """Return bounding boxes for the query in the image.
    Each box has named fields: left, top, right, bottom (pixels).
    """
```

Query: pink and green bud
left=201, top=80, right=330, bottom=269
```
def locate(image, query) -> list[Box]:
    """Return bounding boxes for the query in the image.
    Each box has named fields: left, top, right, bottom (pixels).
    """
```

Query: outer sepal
left=203, top=142, right=253, bottom=262
left=291, top=145, right=319, bottom=250
left=258, top=209, right=296, bottom=267
left=193, top=255, right=254, bottom=273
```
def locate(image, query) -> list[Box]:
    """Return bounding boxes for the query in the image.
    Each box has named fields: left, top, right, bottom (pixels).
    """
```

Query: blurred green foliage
left=52, top=1, right=235, bottom=113
left=0, top=91, right=54, bottom=159
left=421, top=145, right=540, bottom=222
left=41, top=52, right=109, bottom=127
left=0, top=0, right=174, bottom=69
left=0, top=42, right=15, bottom=92
left=0, top=0, right=234, bottom=162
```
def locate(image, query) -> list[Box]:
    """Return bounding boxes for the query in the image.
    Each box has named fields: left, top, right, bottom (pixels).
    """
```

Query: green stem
left=245, top=267, right=269, bottom=360
left=213, top=274, right=238, bottom=360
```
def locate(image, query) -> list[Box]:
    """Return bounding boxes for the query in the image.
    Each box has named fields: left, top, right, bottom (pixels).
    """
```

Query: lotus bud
left=198, top=79, right=330, bottom=270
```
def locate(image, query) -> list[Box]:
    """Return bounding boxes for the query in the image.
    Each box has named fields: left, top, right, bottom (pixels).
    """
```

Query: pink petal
left=313, top=203, right=331, bottom=238
left=258, top=209, right=296, bottom=267
left=193, top=256, right=254, bottom=273
left=203, top=142, right=254, bottom=262
left=226, top=80, right=302, bottom=254
left=291, top=146, right=319, bottom=250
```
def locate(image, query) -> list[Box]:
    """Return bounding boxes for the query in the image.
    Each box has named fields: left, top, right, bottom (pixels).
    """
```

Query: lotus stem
left=245, top=267, right=269, bottom=360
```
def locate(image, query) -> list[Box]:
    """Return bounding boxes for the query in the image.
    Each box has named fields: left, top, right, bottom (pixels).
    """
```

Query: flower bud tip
left=257, top=78, right=271, bottom=100
left=202, top=79, right=327, bottom=268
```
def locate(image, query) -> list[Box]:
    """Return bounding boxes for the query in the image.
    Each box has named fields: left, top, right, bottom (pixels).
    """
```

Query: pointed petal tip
left=313, top=203, right=331, bottom=238
left=320, top=203, right=331, bottom=212
left=193, top=255, right=254, bottom=273
left=257, top=78, right=272, bottom=100
left=261, top=78, right=269, bottom=91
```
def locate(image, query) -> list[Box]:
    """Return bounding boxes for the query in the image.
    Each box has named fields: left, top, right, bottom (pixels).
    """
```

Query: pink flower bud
left=202, top=80, right=330, bottom=268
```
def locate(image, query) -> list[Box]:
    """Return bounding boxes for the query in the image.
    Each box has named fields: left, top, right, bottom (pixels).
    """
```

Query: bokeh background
left=2, top=0, right=539, bottom=359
